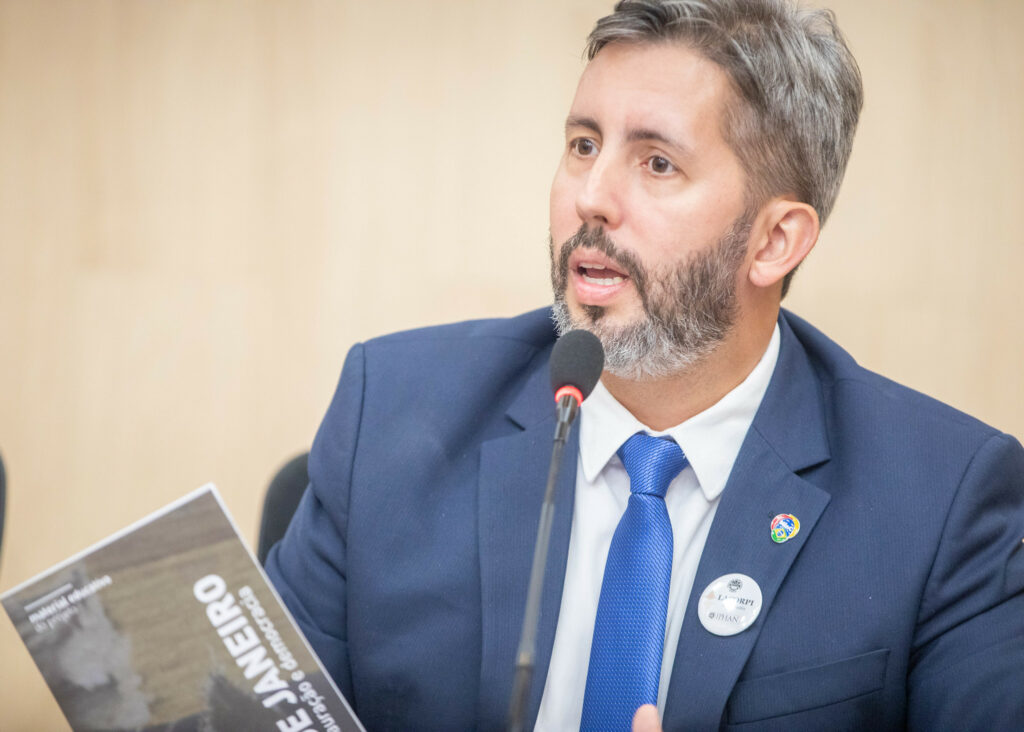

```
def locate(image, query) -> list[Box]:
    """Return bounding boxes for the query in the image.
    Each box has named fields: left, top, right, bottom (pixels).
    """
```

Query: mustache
left=551, top=225, right=650, bottom=307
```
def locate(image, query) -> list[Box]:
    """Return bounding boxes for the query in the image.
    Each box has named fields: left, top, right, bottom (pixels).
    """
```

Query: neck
left=602, top=308, right=779, bottom=431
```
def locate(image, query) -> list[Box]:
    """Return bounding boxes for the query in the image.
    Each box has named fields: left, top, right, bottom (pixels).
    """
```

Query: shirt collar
left=578, top=323, right=781, bottom=501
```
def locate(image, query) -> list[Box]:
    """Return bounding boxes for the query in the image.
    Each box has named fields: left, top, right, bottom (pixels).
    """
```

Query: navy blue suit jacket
left=266, top=308, right=1024, bottom=730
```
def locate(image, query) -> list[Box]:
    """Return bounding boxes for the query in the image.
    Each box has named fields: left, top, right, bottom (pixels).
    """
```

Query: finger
left=632, top=703, right=662, bottom=732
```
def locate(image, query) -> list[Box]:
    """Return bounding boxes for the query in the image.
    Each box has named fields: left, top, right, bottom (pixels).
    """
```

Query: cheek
left=639, top=199, right=731, bottom=260
left=549, top=165, right=581, bottom=242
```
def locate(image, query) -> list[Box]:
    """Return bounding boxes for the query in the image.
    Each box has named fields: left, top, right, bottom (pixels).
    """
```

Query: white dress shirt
left=535, top=325, right=781, bottom=731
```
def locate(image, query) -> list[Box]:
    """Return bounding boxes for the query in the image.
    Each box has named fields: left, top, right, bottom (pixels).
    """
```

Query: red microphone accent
left=554, top=385, right=584, bottom=406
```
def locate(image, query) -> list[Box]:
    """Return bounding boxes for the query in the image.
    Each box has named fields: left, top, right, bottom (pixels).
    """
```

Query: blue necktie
left=580, top=432, right=687, bottom=732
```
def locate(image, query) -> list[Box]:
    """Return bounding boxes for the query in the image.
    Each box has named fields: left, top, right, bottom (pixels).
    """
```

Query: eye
left=570, top=138, right=598, bottom=157
left=646, top=155, right=676, bottom=175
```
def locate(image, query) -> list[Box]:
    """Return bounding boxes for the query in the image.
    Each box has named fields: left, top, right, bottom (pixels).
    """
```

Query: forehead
left=569, top=42, right=736, bottom=150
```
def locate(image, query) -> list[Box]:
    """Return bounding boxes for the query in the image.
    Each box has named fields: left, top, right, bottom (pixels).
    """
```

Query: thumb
left=632, top=703, right=663, bottom=732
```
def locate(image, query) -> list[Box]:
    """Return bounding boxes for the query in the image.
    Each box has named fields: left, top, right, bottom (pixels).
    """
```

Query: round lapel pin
left=698, top=573, right=763, bottom=636
left=770, top=513, right=800, bottom=544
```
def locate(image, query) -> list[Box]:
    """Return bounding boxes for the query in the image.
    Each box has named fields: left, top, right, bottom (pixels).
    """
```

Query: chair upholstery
left=257, top=452, right=308, bottom=565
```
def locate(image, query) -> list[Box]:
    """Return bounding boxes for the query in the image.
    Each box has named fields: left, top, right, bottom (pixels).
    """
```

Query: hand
left=632, top=704, right=663, bottom=732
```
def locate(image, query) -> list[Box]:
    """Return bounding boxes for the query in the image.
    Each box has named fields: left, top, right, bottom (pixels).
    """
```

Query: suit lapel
left=661, top=433, right=830, bottom=729
left=477, top=355, right=579, bottom=730
left=662, top=313, right=833, bottom=729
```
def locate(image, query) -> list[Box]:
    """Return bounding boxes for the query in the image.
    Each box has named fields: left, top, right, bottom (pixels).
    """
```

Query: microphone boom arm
left=506, top=392, right=578, bottom=732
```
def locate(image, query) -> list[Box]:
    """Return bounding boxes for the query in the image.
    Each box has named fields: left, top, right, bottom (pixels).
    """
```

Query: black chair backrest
left=257, top=452, right=309, bottom=565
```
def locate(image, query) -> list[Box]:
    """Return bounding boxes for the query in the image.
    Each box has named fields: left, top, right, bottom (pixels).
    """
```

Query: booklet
left=2, top=485, right=364, bottom=732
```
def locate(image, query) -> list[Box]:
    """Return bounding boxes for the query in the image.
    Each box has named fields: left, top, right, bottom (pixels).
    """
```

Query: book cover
left=2, top=485, right=364, bottom=732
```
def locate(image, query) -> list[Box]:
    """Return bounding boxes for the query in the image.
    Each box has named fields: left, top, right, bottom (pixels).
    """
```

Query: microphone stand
left=507, top=392, right=579, bottom=732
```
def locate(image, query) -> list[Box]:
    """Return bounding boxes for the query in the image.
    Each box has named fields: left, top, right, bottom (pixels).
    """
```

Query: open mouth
left=577, top=261, right=629, bottom=286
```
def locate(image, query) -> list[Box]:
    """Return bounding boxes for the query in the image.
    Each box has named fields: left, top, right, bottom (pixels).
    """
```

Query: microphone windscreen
left=549, top=329, right=604, bottom=399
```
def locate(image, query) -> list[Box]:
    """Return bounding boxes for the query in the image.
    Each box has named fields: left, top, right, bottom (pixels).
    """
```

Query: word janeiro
left=194, top=574, right=316, bottom=731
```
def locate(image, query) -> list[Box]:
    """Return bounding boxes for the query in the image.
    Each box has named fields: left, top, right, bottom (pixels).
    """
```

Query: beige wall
left=1, top=1, right=1021, bottom=727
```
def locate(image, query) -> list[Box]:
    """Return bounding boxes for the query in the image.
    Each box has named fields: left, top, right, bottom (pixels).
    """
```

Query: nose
left=575, top=154, right=623, bottom=230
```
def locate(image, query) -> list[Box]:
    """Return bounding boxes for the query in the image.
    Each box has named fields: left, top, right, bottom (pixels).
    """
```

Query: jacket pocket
left=726, top=647, right=890, bottom=724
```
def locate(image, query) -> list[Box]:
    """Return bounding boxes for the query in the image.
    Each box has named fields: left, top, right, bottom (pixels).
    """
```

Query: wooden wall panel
left=0, top=1, right=1021, bottom=727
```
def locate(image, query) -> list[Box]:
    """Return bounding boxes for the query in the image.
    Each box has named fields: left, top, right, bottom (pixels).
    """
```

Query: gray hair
left=586, top=0, right=864, bottom=296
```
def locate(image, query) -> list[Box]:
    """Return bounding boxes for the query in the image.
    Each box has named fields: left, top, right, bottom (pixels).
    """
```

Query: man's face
left=549, top=42, right=753, bottom=379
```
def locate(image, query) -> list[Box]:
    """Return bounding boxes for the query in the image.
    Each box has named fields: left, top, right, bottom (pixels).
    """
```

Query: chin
left=565, top=293, right=641, bottom=325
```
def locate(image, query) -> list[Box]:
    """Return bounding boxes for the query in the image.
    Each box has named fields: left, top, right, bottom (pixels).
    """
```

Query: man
left=267, top=1, right=1024, bottom=730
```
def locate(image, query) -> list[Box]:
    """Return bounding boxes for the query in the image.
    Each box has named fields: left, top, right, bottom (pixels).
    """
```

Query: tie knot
left=617, top=432, right=687, bottom=499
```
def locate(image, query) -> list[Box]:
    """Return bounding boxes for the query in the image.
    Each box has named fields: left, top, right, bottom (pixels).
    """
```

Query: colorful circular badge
left=770, top=513, right=800, bottom=543
left=698, top=573, right=763, bottom=636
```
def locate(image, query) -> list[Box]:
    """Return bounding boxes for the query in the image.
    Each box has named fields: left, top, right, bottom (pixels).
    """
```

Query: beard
left=550, top=217, right=752, bottom=381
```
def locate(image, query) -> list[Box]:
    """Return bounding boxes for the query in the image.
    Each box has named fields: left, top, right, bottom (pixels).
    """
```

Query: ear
left=747, top=199, right=819, bottom=290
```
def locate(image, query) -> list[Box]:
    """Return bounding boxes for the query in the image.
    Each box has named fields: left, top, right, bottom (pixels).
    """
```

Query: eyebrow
left=625, top=127, right=690, bottom=156
left=564, top=116, right=692, bottom=159
left=565, top=115, right=601, bottom=136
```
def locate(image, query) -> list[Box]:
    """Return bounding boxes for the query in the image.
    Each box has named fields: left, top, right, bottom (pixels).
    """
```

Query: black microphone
left=507, top=329, right=603, bottom=732
left=549, top=329, right=605, bottom=442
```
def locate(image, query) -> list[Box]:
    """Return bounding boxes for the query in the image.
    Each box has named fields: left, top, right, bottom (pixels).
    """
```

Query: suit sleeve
left=908, top=432, right=1024, bottom=728
left=264, top=342, right=367, bottom=700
